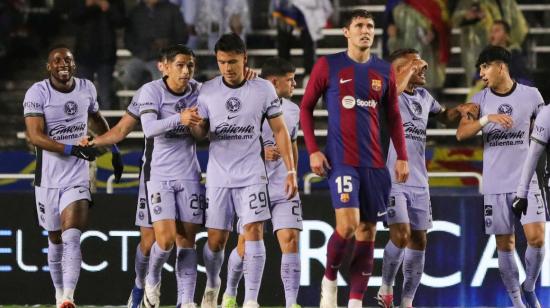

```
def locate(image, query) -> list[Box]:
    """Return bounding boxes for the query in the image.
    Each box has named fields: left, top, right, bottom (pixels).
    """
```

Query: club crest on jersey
left=64, top=101, right=78, bottom=116
left=340, top=193, right=350, bottom=203
left=371, top=79, right=382, bottom=91
left=226, top=97, right=242, bottom=113
left=341, top=96, right=356, bottom=109
left=175, top=100, right=186, bottom=113
left=497, top=104, right=513, bottom=116
left=411, top=101, right=423, bottom=117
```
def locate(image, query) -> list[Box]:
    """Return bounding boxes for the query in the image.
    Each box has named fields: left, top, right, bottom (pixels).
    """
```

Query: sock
left=243, top=240, right=266, bottom=303
left=145, top=242, right=173, bottom=286
left=380, top=240, right=405, bottom=294
left=348, top=240, right=374, bottom=301
left=61, top=228, right=82, bottom=301
left=225, top=248, right=244, bottom=297
left=324, top=231, right=350, bottom=281
left=48, top=239, right=63, bottom=301
left=176, top=247, right=197, bottom=305
left=134, top=244, right=150, bottom=289
left=203, top=244, right=224, bottom=289
left=281, top=253, right=301, bottom=307
left=347, top=298, right=362, bottom=308
left=497, top=250, right=525, bottom=308
left=523, top=245, right=545, bottom=292
left=401, top=248, right=425, bottom=305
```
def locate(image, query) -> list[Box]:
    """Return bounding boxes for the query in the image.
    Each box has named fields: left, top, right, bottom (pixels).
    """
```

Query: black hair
left=214, top=33, right=246, bottom=54
left=388, top=48, right=419, bottom=63
left=260, top=57, right=296, bottom=78
left=493, top=20, right=511, bottom=35
left=47, top=44, right=72, bottom=61
left=343, top=9, right=374, bottom=28
left=476, top=45, right=511, bottom=68
left=162, top=44, right=195, bottom=62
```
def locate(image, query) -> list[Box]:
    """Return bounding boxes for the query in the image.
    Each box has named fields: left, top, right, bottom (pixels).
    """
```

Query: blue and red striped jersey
left=300, top=52, right=407, bottom=168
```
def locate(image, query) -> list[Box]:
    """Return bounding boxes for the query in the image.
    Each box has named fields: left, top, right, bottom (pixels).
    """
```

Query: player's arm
left=268, top=115, right=297, bottom=199
left=87, top=112, right=138, bottom=147
left=292, top=140, right=298, bottom=171
left=25, top=116, right=65, bottom=154
left=387, top=67, right=409, bottom=183
left=88, top=110, right=110, bottom=136
left=456, top=105, right=513, bottom=141
left=434, top=103, right=478, bottom=126
left=299, top=57, right=330, bottom=176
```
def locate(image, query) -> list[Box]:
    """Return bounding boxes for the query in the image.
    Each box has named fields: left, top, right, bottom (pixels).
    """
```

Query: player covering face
left=457, top=45, right=546, bottom=308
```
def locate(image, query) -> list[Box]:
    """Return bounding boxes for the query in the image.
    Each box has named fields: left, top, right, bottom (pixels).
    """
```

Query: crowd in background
left=1, top=0, right=547, bottom=109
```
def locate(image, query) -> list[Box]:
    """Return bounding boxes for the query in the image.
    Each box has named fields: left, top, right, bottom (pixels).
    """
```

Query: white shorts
left=146, top=180, right=205, bottom=224
left=484, top=191, right=547, bottom=235
left=205, top=184, right=271, bottom=231
left=35, top=185, right=91, bottom=231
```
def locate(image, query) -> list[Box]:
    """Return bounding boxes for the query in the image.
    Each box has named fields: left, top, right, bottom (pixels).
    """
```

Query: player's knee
left=391, top=230, right=410, bottom=248
left=48, top=231, right=62, bottom=244
left=176, top=234, right=195, bottom=248
left=277, top=230, right=299, bottom=253
left=527, top=236, right=545, bottom=248
left=409, top=231, right=427, bottom=250
left=155, top=234, right=176, bottom=251
left=336, top=224, right=357, bottom=239
left=243, top=222, right=264, bottom=240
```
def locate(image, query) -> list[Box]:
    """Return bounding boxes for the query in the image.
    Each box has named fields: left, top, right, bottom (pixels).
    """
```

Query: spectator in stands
left=169, top=0, right=199, bottom=49
left=387, top=0, right=451, bottom=95
left=452, top=0, right=528, bottom=86
left=192, top=0, right=250, bottom=52
left=271, top=0, right=333, bottom=86
left=122, top=0, right=186, bottom=89
left=71, top=0, right=125, bottom=110
left=0, top=0, right=26, bottom=80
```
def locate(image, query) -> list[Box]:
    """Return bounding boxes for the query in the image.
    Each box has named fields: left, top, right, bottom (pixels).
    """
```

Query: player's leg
left=129, top=226, right=155, bottom=308
left=378, top=189, right=412, bottom=308
left=144, top=180, right=178, bottom=308
left=59, top=189, right=91, bottom=308
left=399, top=187, right=432, bottom=308
left=520, top=190, right=546, bottom=308
left=222, top=231, right=245, bottom=308
left=322, top=167, right=361, bottom=308
left=36, top=186, right=64, bottom=307
left=174, top=181, right=205, bottom=307
left=236, top=184, right=271, bottom=308
left=202, top=187, right=235, bottom=308
left=487, top=194, right=525, bottom=308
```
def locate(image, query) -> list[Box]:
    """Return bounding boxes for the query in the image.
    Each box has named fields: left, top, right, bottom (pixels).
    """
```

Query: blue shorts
left=327, top=165, right=391, bottom=222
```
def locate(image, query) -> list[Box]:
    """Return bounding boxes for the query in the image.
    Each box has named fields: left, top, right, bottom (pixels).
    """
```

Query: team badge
left=485, top=217, right=492, bottom=227
left=340, top=193, right=350, bottom=203
left=226, top=97, right=241, bottom=113
left=138, top=211, right=145, bottom=220
left=387, top=208, right=396, bottom=218
left=497, top=104, right=513, bottom=116
left=341, top=96, right=356, bottom=109
left=175, top=100, right=186, bottom=113
left=371, top=79, right=382, bottom=92
left=153, top=206, right=162, bottom=215
left=411, top=101, right=423, bottom=117
left=151, top=192, right=162, bottom=204
left=64, top=101, right=78, bottom=116
left=139, top=198, right=146, bottom=209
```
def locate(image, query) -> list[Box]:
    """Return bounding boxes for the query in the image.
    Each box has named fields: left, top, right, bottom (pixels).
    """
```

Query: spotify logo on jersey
left=341, top=96, right=356, bottom=109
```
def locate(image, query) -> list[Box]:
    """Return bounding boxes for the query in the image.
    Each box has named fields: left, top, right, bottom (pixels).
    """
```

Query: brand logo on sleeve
left=226, top=97, right=242, bottom=113
left=64, top=101, right=78, bottom=116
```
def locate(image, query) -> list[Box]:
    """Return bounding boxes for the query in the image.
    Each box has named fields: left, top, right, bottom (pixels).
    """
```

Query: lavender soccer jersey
left=473, top=83, right=544, bottom=194
left=198, top=76, right=282, bottom=187
left=23, top=78, right=99, bottom=188
left=138, top=78, right=202, bottom=181
left=531, top=105, right=550, bottom=146
left=262, top=98, right=300, bottom=202
left=386, top=88, right=441, bottom=187
left=126, top=87, right=142, bottom=119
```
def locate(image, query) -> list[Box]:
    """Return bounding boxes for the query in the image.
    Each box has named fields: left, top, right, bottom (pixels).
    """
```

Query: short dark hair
left=214, top=33, right=246, bottom=54
left=47, top=44, right=72, bottom=61
left=493, top=20, right=511, bottom=35
left=388, top=48, right=419, bottom=63
left=260, top=57, right=296, bottom=78
left=343, top=9, right=374, bottom=28
left=162, top=44, right=195, bottom=62
left=476, top=45, right=511, bottom=68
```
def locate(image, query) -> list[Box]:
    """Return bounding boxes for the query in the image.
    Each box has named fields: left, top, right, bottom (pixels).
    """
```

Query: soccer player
left=377, top=49, right=476, bottom=308
left=191, top=33, right=298, bottom=308
left=221, top=57, right=302, bottom=308
left=514, top=103, right=550, bottom=308
left=456, top=45, right=546, bottom=308
left=134, top=44, right=206, bottom=308
left=300, top=10, right=409, bottom=308
left=23, top=46, right=112, bottom=308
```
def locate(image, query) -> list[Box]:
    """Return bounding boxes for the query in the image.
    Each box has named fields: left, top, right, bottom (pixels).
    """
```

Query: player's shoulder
left=514, top=82, right=542, bottom=97
left=190, top=79, right=202, bottom=93
left=536, top=104, right=550, bottom=120
left=282, top=98, right=299, bottom=112
left=27, top=79, right=50, bottom=94
left=140, top=78, right=165, bottom=95
left=471, top=87, right=490, bottom=104
left=199, top=75, right=222, bottom=92
left=246, top=77, right=274, bottom=89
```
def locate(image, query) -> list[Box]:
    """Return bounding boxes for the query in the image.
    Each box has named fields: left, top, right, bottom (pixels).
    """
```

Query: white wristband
left=287, top=170, right=296, bottom=174
left=479, top=115, right=489, bottom=127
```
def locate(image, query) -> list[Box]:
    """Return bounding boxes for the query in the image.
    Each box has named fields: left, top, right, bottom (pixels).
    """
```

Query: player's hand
left=244, top=67, right=258, bottom=80
left=180, top=106, right=202, bottom=127
left=78, top=136, right=93, bottom=147
left=111, top=145, right=124, bottom=184
left=394, top=160, right=409, bottom=183
left=511, top=196, right=527, bottom=218
left=285, top=172, right=298, bottom=199
left=488, top=114, right=513, bottom=129
left=264, top=145, right=280, bottom=161
left=457, top=103, right=479, bottom=119
left=70, top=145, right=99, bottom=161
left=309, top=151, right=331, bottom=177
